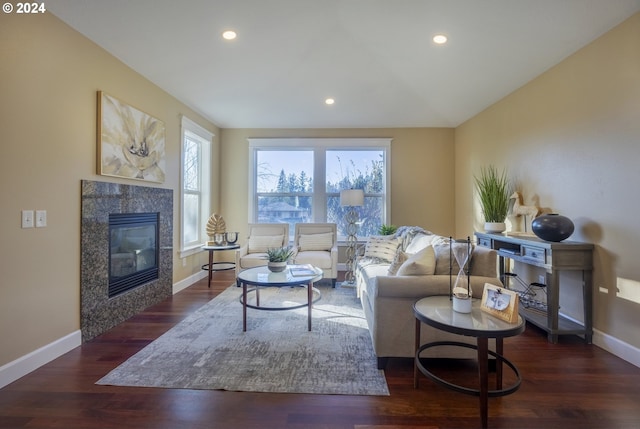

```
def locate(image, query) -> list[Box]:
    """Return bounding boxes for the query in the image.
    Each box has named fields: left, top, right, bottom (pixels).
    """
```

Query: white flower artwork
left=98, top=91, right=166, bottom=182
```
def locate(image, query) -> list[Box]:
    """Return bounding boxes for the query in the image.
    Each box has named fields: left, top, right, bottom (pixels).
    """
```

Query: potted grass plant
left=474, top=165, right=511, bottom=233
left=265, top=246, right=295, bottom=272
left=378, top=224, right=398, bottom=236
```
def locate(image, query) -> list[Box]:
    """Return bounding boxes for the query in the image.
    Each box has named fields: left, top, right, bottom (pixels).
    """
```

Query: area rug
left=96, top=284, right=389, bottom=396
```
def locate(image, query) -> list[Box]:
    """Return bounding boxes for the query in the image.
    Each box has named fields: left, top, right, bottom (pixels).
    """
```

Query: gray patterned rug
left=96, top=284, right=389, bottom=396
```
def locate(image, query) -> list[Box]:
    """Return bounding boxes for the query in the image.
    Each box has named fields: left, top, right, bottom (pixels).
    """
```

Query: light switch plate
left=22, top=210, right=34, bottom=228
left=36, top=210, right=47, bottom=227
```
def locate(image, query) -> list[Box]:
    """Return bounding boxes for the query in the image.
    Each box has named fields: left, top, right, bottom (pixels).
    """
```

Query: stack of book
left=289, top=264, right=317, bottom=277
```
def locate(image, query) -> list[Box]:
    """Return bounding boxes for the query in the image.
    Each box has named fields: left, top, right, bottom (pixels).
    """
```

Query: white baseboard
left=0, top=330, right=81, bottom=389
left=593, top=328, right=640, bottom=368
left=559, top=311, right=640, bottom=368
left=0, top=272, right=210, bottom=389
left=173, top=270, right=208, bottom=294
left=0, top=273, right=207, bottom=390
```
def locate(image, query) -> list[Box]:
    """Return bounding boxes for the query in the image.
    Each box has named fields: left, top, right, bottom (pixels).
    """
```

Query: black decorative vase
left=532, top=213, right=575, bottom=242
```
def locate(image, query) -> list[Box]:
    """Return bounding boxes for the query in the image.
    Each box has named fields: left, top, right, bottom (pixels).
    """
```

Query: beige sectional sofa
left=355, top=227, right=503, bottom=368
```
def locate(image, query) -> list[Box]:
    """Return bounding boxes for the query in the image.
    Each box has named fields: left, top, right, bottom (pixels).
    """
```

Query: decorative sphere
left=532, top=214, right=575, bottom=242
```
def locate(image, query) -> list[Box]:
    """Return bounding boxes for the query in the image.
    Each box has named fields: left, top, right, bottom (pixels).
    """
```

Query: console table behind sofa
left=475, top=232, right=593, bottom=344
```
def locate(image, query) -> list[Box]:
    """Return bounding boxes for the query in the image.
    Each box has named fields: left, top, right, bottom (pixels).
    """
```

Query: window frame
left=248, top=138, right=391, bottom=240
left=179, top=116, right=213, bottom=257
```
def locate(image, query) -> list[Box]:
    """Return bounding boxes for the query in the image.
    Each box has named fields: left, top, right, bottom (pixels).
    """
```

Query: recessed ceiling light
left=222, top=30, right=237, bottom=40
left=433, top=34, right=447, bottom=44
left=325, top=98, right=335, bottom=105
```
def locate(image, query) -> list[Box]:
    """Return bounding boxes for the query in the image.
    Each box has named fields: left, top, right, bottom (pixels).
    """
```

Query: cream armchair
left=292, top=223, right=338, bottom=287
left=235, top=223, right=290, bottom=277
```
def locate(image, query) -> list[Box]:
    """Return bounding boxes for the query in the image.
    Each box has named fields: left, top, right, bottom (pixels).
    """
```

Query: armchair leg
left=332, top=278, right=336, bottom=288
left=377, top=357, right=388, bottom=370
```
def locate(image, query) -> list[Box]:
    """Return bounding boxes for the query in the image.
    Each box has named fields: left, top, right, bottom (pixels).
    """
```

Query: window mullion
left=314, top=147, right=326, bottom=222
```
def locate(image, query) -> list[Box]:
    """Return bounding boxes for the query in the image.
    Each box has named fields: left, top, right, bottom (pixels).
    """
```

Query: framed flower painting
left=97, top=91, right=166, bottom=183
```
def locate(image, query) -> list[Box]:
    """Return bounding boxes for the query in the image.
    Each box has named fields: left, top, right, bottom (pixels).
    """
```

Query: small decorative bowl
left=225, top=232, right=238, bottom=244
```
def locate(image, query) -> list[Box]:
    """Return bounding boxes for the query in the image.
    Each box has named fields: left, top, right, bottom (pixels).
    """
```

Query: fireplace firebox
left=108, top=212, right=159, bottom=298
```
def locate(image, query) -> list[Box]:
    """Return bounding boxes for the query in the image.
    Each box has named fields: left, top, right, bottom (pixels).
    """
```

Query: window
left=248, top=138, right=391, bottom=240
left=180, top=116, right=212, bottom=256
left=255, top=150, right=314, bottom=225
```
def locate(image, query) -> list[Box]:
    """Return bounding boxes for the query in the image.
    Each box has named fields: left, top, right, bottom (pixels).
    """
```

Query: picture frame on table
left=480, top=283, right=519, bottom=323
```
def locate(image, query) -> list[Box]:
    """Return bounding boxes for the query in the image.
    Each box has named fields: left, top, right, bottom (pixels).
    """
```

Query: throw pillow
left=397, top=245, right=436, bottom=276
left=248, top=235, right=284, bottom=254
left=404, top=232, right=438, bottom=254
left=387, top=250, right=409, bottom=275
left=433, top=242, right=474, bottom=275
left=364, top=236, right=402, bottom=263
left=299, top=232, right=334, bottom=251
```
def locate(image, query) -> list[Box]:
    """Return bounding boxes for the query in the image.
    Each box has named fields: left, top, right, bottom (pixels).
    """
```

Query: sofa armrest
left=235, top=245, right=248, bottom=265
left=330, top=244, right=338, bottom=277
left=330, top=244, right=338, bottom=260
left=290, top=245, right=300, bottom=261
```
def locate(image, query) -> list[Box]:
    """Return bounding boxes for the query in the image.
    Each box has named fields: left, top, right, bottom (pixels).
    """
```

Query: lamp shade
left=340, top=189, right=364, bottom=207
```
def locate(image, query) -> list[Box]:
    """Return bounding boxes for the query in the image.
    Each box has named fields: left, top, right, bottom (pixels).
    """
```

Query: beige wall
left=0, top=13, right=218, bottom=366
left=220, top=128, right=456, bottom=243
left=455, top=13, right=640, bottom=348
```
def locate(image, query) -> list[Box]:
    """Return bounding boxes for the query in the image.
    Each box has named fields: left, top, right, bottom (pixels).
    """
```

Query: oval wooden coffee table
left=413, top=295, right=525, bottom=428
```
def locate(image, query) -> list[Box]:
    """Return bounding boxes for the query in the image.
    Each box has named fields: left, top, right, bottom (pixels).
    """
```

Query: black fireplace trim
left=108, top=212, right=160, bottom=298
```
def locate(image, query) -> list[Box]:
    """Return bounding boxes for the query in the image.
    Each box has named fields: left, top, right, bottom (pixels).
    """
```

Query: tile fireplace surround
left=81, top=180, right=173, bottom=342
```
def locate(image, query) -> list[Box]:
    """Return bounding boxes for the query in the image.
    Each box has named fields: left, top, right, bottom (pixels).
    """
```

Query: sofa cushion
left=396, top=245, right=436, bottom=276
left=404, top=232, right=440, bottom=254
left=298, top=232, right=333, bottom=251
left=295, top=250, right=333, bottom=269
left=248, top=235, right=284, bottom=253
left=364, top=236, right=401, bottom=262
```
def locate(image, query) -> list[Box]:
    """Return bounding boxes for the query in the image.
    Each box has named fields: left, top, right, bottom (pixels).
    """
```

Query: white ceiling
left=48, top=0, right=640, bottom=129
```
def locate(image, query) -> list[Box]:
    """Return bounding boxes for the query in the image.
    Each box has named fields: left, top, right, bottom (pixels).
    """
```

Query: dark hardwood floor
left=1, top=270, right=639, bottom=429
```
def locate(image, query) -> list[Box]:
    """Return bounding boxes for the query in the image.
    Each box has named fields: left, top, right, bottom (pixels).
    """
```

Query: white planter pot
left=452, top=295, right=472, bottom=313
left=267, top=261, right=287, bottom=272
left=484, top=222, right=506, bottom=233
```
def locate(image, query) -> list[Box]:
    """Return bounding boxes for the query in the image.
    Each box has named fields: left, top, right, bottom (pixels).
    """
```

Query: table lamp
left=340, top=189, right=364, bottom=285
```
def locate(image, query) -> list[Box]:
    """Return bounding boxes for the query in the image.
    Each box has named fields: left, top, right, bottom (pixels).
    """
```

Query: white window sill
left=179, top=245, right=205, bottom=259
